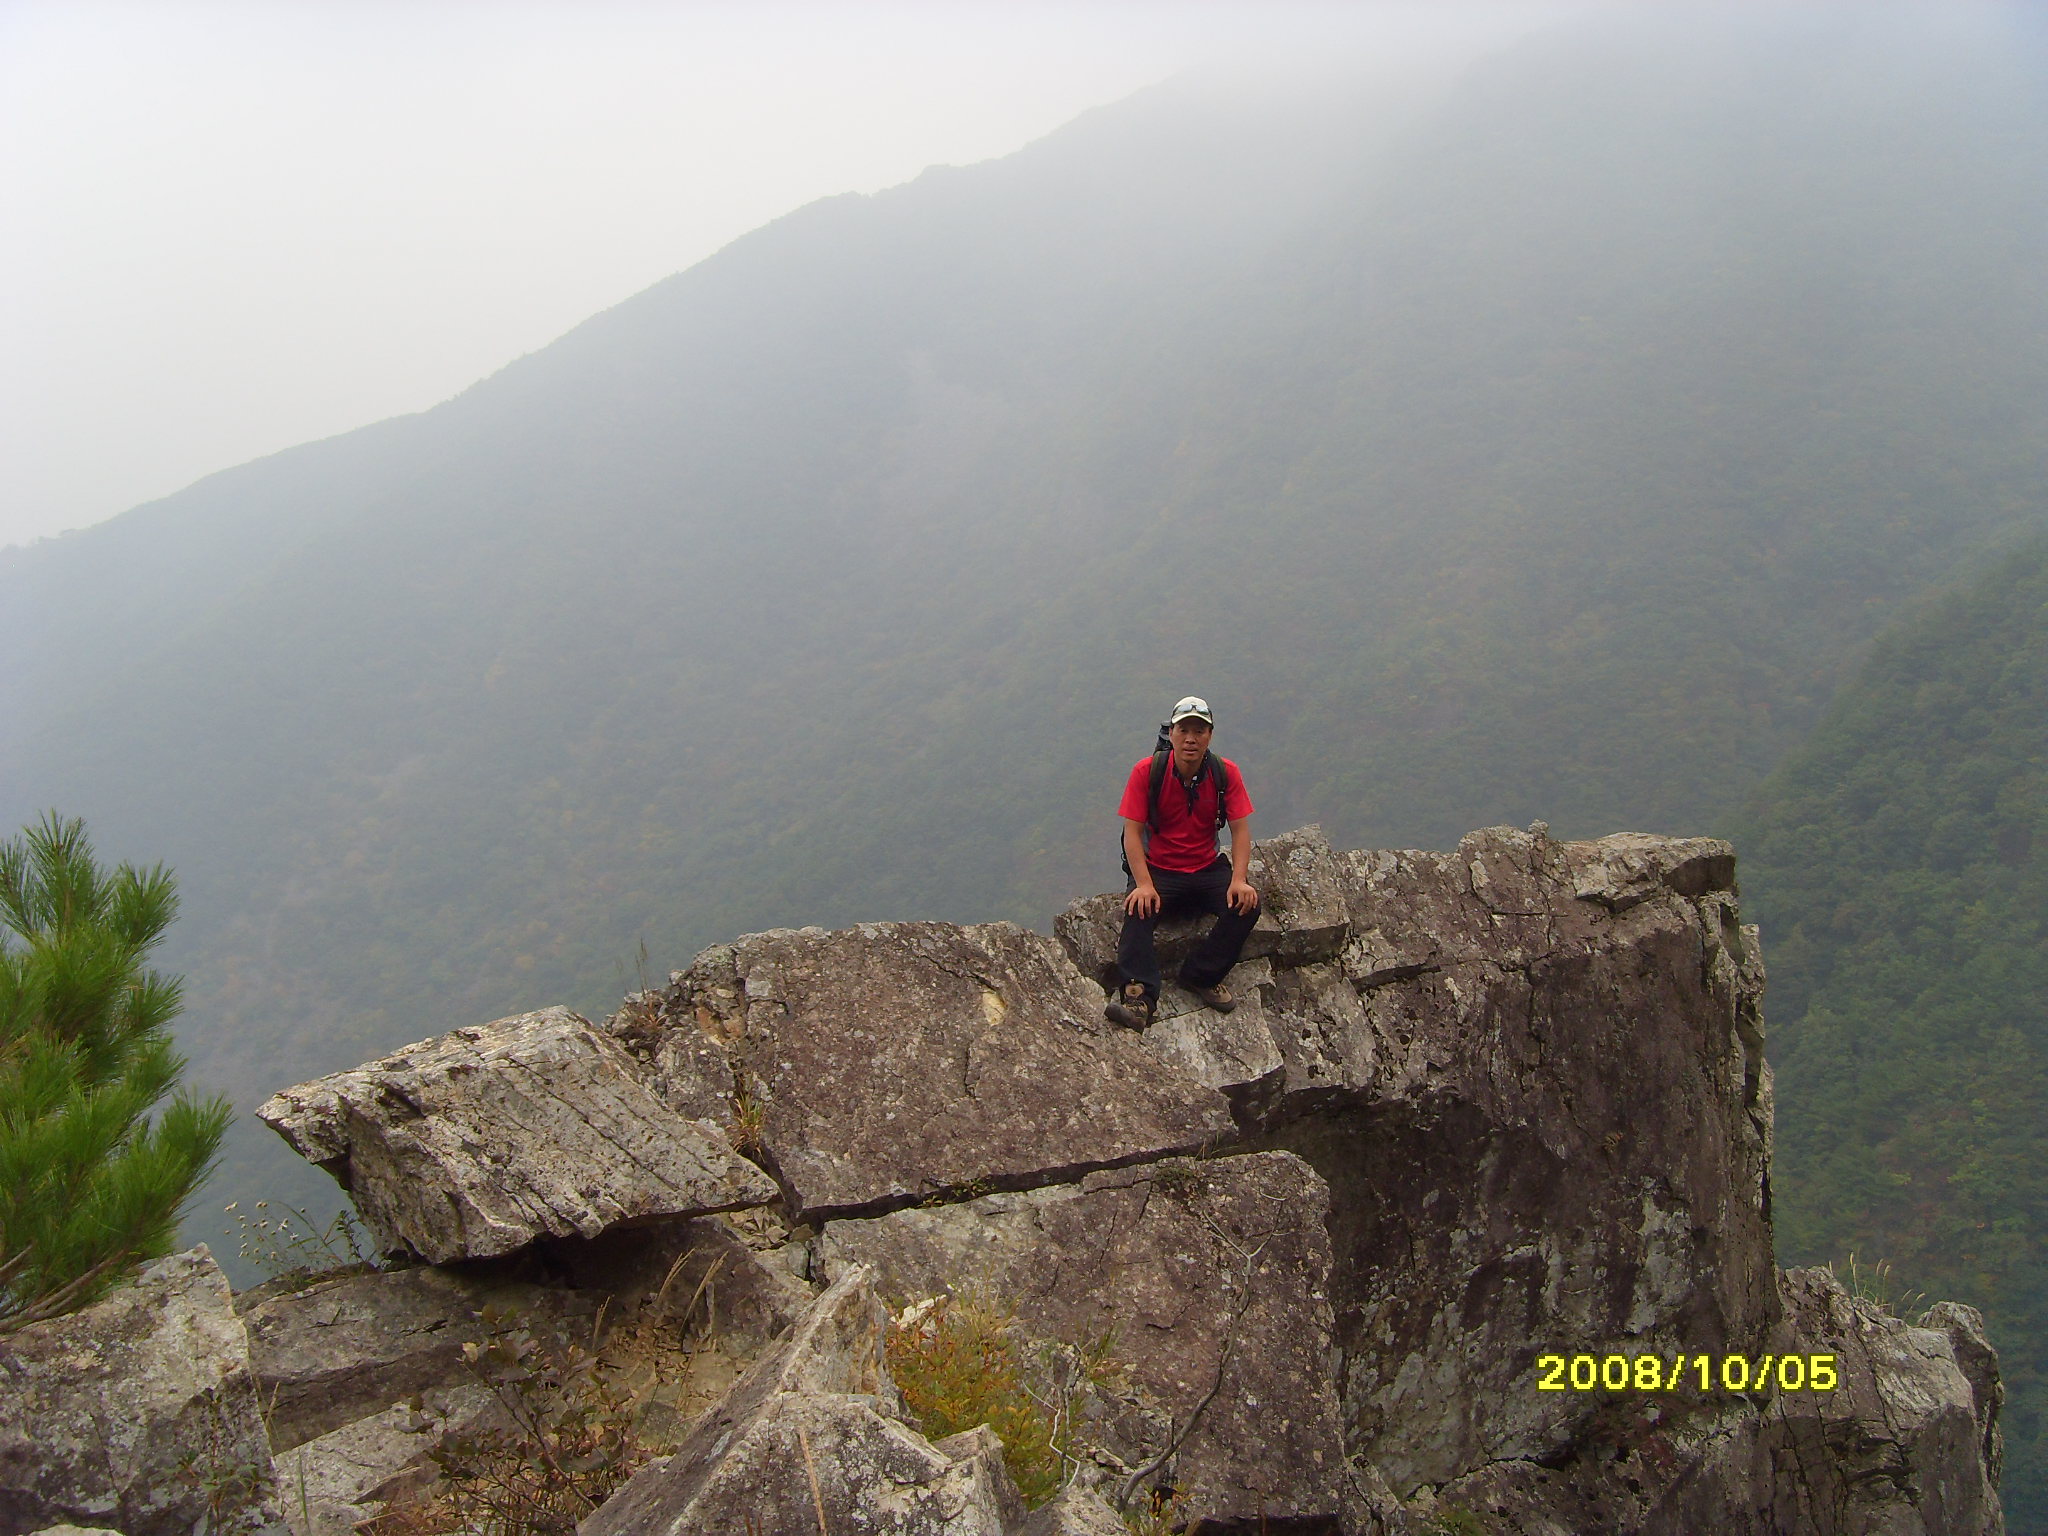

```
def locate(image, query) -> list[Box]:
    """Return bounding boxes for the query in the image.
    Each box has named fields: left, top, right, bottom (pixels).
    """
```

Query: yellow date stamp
left=1535, top=1353, right=1839, bottom=1393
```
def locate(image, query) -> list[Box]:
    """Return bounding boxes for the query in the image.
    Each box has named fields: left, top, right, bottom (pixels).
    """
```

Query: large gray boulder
left=232, top=822, right=2002, bottom=1534
left=1262, top=827, right=1779, bottom=1490
left=653, top=921, right=1236, bottom=1219
left=0, top=1247, right=283, bottom=1536
left=256, top=1006, right=778, bottom=1262
left=818, top=1150, right=1359, bottom=1528
left=582, top=1264, right=1023, bottom=1536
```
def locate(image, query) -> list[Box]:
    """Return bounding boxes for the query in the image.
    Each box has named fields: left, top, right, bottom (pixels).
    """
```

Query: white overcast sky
left=1, top=1, right=1573, bottom=552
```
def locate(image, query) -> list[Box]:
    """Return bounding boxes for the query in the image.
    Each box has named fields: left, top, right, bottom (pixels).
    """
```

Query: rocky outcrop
left=0, top=1247, right=282, bottom=1536
left=1631, top=1268, right=2005, bottom=1536
left=169, top=822, right=1999, bottom=1534
left=1415, top=1265, right=2004, bottom=1536
left=256, top=1006, right=777, bottom=1262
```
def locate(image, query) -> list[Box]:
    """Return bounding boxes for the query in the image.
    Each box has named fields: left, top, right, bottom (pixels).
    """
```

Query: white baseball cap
left=1168, top=696, right=1214, bottom=725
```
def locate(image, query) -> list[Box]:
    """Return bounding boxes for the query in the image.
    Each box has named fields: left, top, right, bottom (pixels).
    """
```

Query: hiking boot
left=1105, top=984, right=1155, bottom=1030
left=1184, top=979, right=1237, bottom=1013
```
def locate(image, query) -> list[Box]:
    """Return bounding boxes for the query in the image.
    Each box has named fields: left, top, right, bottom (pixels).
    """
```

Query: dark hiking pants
left=1116, top=854, right=1258, bottom=1001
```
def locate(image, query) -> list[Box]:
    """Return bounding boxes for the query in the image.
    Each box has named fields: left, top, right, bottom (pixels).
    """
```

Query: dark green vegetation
left=3, top=4, right=2048, bottom=1519
left=1740, top=538, right=2048, bottom=1527
left=0, top=815, right=231, bottom=1328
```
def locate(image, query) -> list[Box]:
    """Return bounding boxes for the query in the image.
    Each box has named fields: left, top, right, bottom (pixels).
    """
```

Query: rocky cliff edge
left=0, top=825, right=2005, bottom=1535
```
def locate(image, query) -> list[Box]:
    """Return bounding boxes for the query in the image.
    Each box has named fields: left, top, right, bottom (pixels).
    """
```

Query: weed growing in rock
left=1835, top=1252, right=1927, bottom=1318
left=886, top=1292, right=1076, bottom=1507
left=1150, top=1159, right=1204, bottom=1198
left=1120, top=1485, right=1190, bottom=1536
left=409, top=1302, right=650, bottom=1535
left=224, top=1198, right=376, bottom=1289
left=729, top=1074, right=768, bottom=1156
left=1422, top=1508, right=1492, bottom=1536
left=170, top=1384, right=275, bottom=1534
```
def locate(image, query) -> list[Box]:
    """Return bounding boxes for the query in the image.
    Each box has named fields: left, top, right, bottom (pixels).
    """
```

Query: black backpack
left=1120, top=723, right=1235, bottom=879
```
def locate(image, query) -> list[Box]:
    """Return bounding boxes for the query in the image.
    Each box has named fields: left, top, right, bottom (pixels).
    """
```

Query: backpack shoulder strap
left=1146, top=749, right=1171, bottom=828
left=1210, top=755, right=1234, bottom=829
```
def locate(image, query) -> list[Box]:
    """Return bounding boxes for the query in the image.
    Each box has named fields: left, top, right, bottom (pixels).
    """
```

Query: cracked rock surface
left=256, top=1006, right=777, bottom=1262
left=654, top=921, right=1236, bottom=1219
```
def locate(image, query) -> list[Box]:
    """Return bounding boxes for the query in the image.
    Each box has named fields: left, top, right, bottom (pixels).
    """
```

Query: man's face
left=1169, top=718, right=1212, bottom=764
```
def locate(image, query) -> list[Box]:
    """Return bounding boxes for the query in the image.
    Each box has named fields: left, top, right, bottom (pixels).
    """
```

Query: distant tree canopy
left=0, top=813, right=230, bottom=1329
left=1737, top=538, right=2048, bottom=1526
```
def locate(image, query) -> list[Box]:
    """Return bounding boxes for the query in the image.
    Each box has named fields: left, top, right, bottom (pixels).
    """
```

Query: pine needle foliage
left=0, top=812, right=231, bottom=1329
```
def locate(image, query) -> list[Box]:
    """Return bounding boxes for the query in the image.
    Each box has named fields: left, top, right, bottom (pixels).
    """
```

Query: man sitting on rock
left=1106, top=696, right=1260, bottom=1030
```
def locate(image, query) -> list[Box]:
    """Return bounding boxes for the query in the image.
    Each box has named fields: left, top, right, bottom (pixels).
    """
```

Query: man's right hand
left=1125, top=884, right=1161, bottom=918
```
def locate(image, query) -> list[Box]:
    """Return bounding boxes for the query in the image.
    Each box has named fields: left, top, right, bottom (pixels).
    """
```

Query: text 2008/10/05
left=1535, top=1353, right=1840, bottom=1393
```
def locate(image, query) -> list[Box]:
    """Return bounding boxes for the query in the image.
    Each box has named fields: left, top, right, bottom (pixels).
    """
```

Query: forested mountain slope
left=4, top=7, right=2047, bottom=1457
left=1739, top=537, right=2048, bottom=1528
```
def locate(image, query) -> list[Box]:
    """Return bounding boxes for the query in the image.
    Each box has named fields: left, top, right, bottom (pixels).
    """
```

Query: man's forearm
left=1230, top=820, right=1251, bottom=880
left=1124, top=824, right=1154, bottom=886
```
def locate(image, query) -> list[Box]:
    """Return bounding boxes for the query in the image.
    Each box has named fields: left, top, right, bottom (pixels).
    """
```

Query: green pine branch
left=0, top=812, right=230, bottom=1330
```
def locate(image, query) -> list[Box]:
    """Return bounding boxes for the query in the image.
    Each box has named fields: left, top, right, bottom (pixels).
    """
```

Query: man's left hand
left=1228, top=879, right=1260, bottom=914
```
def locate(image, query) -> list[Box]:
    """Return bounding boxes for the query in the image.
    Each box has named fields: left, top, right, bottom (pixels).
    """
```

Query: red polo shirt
left=1118, top=755, right=1254, bottom=874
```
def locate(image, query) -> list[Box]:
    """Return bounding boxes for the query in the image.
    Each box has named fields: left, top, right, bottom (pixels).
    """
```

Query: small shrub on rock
left=886, top=1292, right=1077, bottom=1506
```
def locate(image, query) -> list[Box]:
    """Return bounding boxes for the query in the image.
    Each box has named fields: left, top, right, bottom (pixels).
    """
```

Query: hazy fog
left=0, top=0, right=1566, bottom=552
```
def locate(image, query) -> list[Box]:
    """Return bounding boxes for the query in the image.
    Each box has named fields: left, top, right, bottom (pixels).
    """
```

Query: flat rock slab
left=665, top=922, right=1234, bottom=1219
left=0, top=1247, right=284, bottom=1536
left=238, top=1262, right=594, bottom=1454
left=257, top=1006, right=777, bottom=1262
left=1143, top=959, right=1284, bottom=1105
left=818, top=1150, right=1356, bottom=1527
